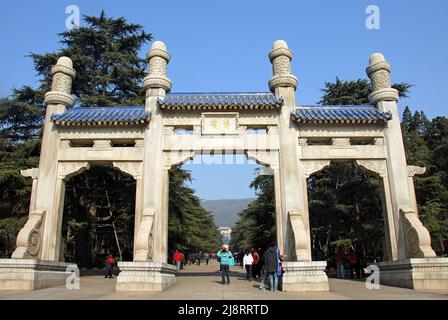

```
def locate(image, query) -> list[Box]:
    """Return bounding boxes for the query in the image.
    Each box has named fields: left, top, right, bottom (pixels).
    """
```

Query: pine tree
left=230, top=173, right=276, bottom=252
left=168, top=166, right=222, bottom=254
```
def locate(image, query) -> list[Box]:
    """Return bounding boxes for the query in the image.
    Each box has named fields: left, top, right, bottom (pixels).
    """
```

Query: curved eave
left=158, top=92, right=284, bottom=110
left=52, top=116, right=151, bottom=127
left=291, top=106, right=392, bottom=125
left=291, top=118, right=390, bottom=125
left=159, top=104, right=282, bottom=111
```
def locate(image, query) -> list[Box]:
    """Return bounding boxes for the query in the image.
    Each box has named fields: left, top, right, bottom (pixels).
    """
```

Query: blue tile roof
left=51, top=106, right=150, bottom=126
left=158, top=92, right=283, bottom=110
left=292, top=105, right=392, bottom=124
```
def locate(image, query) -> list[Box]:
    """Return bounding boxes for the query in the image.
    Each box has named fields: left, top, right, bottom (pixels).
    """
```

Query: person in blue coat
left=217, top=246, right=234, bottom=285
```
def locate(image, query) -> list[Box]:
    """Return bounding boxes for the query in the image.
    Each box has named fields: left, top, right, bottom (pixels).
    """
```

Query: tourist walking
left=262, top=244, right=279, bottom=292
left=217, top=246, right=234, bottom=285
left=190, top=253, right=196, bottom=266
left=251, top=247, right=260, bottom=279
left=335, top=247, right=346, bottom=279
left=205, top=252, right=210, bottom=265
left=243, top=250, right=254, bottom=281
left=180, top=251, right=185, bottom=270
left=104, top=252, right=115, bottom=279
left=277, top=255, right=285, bottom=291
left=197, top=252, right=202, bottom=265
left=348, top=248, right=360, bottom=278
left=173, top=250, right=183, bottom=272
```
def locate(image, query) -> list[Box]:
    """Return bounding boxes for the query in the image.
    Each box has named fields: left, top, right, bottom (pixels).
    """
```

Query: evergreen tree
left=318, top=78, right=411, bottom=105
left=168, top=166, right=222, bottom=254
left=230, top=173, right=276, bottom=252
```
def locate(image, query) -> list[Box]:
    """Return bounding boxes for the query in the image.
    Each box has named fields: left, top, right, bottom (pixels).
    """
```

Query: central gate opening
left=168, top=150, right=278, bottom=276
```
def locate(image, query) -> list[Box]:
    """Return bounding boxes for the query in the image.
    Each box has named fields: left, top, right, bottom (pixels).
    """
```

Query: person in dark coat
left=262, top=244, right=279, bottom=292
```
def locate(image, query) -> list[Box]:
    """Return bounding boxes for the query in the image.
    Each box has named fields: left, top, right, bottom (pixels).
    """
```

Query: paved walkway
left=0, top=260, right=447, bottom=300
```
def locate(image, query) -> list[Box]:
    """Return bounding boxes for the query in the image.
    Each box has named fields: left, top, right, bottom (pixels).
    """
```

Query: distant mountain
left=201, top=198, right=255, bottom=228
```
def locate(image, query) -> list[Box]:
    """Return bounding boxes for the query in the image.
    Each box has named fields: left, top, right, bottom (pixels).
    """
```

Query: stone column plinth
left=282, top=261, right=329, bottom=292
left=376, top=258, right=448, bottom=290
left=116, top=261, right=176, bottom=292
left=0, top=259, right=76, bottom=291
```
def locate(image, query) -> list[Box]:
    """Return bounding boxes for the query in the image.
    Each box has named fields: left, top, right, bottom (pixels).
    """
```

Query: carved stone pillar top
left=44, top=57, right=76, bottom=106
left=268, top=40, right=298, bottom=92
left=143, top=41, right=172, bottom=93
left=366, top=53, right=398, bottom=104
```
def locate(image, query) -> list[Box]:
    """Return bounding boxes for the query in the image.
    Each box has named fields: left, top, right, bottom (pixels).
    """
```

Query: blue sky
left=1, top=1, right=447, bottom=200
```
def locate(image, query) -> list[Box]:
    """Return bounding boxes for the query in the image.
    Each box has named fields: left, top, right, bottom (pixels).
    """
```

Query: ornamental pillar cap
left=50, top=56, right=76, bottom=79
left=268, top=40, right=298, bottom=92
left=369, top=52, right=385, bottom=65
left=57, top=56, right=73, bottom=68
left=45, top=56, right=75, bottom=106
left=273, top=40, right=288, bottom=49
left=366, top=52, right=398, bottom=104
left=144, top=40, right=172, bottom=92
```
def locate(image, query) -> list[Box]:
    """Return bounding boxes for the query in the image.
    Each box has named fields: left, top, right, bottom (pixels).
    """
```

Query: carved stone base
left=116, top=262, right=176, bottom=292
left=377, top=258, right=448, bottom=289
left=0, top=259, right=76, bottom=291
left=282, top=261, right=329, bottom=292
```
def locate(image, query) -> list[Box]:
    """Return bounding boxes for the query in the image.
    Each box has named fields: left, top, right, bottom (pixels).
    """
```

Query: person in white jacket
left=243, top=250, right=254, bottom=281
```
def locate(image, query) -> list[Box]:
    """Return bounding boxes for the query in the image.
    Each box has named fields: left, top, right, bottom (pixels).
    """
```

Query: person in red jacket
left=348, top=248, right=360, bottom=278
left=173, top=250, right=183, bottom=272
left=251, top=247, right=260, bottom=279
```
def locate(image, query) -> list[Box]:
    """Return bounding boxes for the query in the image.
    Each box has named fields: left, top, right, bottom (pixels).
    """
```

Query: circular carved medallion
left=27, top=230, right=40, bottom=256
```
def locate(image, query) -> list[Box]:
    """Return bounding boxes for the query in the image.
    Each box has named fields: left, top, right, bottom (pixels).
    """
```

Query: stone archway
left=2, top=40, right=447, bottom=292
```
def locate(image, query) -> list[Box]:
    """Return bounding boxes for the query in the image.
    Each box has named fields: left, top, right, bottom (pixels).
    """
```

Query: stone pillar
left=0, top=57, right=76, bottom=291
left=39, top=57, right=76, bottom=261
left=269, top=40, right=328, bottom=291
left=116, top=41, right=176, bottom=292
left=269, top=40, right=303, bottom=260
left=366, top=53, right=435, bottom=260
left=367, top=54, right=448, bottom=289
left=355, top=160, right=398, bottom=261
